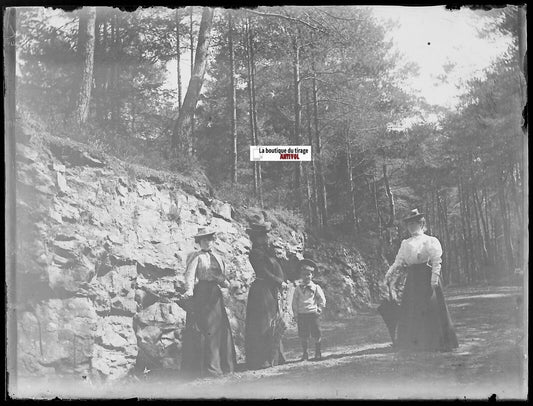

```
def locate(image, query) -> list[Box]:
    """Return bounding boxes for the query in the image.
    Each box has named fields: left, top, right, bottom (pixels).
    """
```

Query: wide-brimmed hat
left=403, top=208, right=425, bottom=223
left=299, top=258, right=318, bottom=272
left=193, top=226, right=216, bottom=241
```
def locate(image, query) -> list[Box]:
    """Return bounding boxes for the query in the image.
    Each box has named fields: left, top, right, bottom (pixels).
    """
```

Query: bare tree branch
left=244, top=8, right=327, bottom=33
left=317, top=8, right=365, bottom=22
left=299, top=71, right=349, bottom=83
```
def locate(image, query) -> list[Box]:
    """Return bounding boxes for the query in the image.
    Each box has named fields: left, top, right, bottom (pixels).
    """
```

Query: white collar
left=300, top=280, right=315, bottom=289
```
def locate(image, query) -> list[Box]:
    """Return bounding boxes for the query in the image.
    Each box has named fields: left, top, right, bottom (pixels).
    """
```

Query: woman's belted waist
left=406, top=263, right=432, bottom=271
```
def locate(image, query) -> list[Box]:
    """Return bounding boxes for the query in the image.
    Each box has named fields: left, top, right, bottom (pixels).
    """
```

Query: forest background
left=10, top=5, right=527, bottom=287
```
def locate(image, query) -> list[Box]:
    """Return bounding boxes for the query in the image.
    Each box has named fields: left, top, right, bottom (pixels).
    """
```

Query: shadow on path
left=321, top=344, right=394, bottom=360
left=232, top=342, right=394, bottom=374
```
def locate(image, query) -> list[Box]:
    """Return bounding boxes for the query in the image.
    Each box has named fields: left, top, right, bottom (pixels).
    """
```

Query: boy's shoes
left=313, top=343, right=322, bottom=361
left=300, top=351, right=309, bottom=361
left=313, top=352, right=322, bottom=361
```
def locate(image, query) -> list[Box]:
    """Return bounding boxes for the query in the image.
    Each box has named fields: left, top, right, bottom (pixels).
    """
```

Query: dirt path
left=17, top=285, right=527, bottom=400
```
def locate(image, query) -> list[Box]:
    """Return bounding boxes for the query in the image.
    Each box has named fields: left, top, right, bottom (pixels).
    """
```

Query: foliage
left=15, top=6, right=524, bottom=286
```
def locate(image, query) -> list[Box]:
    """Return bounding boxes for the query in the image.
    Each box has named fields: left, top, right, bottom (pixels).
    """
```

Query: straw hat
left=193, top=226, right=216, bottom=242
left=403, top=208, right=425, bottom=222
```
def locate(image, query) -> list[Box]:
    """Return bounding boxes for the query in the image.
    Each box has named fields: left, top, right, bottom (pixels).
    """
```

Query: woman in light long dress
left=384, top=209, right=458, bottom=352
left=180, top=227, right=237, bottom=378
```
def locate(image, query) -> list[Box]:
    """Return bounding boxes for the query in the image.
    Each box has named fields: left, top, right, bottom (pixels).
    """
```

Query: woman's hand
left=388, top=282, right=399, bottom=302
left=430, top=272, right=440, bottom=288
left=385, top=279, right=395, bottom=300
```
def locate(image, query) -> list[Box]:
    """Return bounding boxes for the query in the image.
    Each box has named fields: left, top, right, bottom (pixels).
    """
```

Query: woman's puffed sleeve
left=428, top=236, right=443, bottom=276
left=184, top=252, right=199, bottom=295
left=211, top=252, right=227, bottom=282
left=384, top=240, right=407, bottom=284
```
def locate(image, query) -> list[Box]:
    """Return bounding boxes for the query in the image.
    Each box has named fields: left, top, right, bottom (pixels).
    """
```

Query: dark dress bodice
left=249, top=248, right=285, bottom=290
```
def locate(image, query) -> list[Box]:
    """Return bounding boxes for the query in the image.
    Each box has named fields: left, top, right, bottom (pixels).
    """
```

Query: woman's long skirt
left=181, top=281, right=236, bottom=378
left=245, top=279, right=286, bottom=370
left=396, top=263, right=459, bottom=352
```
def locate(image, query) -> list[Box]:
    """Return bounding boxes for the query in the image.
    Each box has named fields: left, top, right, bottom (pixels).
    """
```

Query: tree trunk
left=189, top=6, right=196, bottom=149
left=425, top=198, right=432, bottom=235
left=4, top=6, right=17, bottom=386
left=487, top=196, right=499, bottom=274
left=372, top=176, right=383, bottom=238
left=110, top=12, right=116, bottom=124
left=93, top=11, right=103, bottom=122
left=189, top=6, right=194, bottom=75
left=248, top=20, right=263, bottom=207
left=471, top=187, right=488, bottom=282
left=458, top=179, right=472, bottom=283
left=228, top=11, right=238, bottom=184
left=171, top=9, right=183, bottom=151
left=482, top=188, right=493, bottom=264
left=464, top=182, right=476, bottom=281
left=382, top=163, right=395, bottom=227
left=436, top=188, right=452, bottom=285
left=472, top=188, right=488, bottom=263
left=112, top=12, right=120, bottom=125
left=244, top=18, right=263, bottom=207
left=346, top=134, right=357, bottom=233
left=498, top=170, right=515, bottom=273
left=292, top=35, right=302, bottom=204
left=305, top=88, right=318, bottom=227
left=452, top=223, right=462, bottom=284
left=474, top=188, right=491, bottom=264
left=508, top=162, right=522, bottom=220
left=312, top=72, right=327, bottom=228
left=73, top=8, right=88, bottom=109
left=518, top=5, right=528, bottom=285
left=244, top=20, right=257, bottom=196
left=77, top=9, right=88, bottom=54
left=97, top=14, right=108, bottom=123
left=75, top=7, right=96, bottom=124
left=176, top=8, right=183, bottom=110
left=518, top=6, right=527, bottom=92
left=172, top=7, right=214, bottom=157
left=305, top=164, right=313, bottom=226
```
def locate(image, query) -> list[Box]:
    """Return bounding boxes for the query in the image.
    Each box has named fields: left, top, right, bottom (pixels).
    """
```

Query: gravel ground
left=14, top=285, right=527, bottom=400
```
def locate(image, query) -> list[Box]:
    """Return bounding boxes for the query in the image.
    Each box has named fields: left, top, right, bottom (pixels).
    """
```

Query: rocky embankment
left=13, top=123, right=384, bottom=381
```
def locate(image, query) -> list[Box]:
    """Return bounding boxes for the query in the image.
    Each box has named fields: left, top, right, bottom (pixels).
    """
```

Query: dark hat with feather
left=402, top=208, right=425, bottom=222
left=246, top=213, right=272, bottom=235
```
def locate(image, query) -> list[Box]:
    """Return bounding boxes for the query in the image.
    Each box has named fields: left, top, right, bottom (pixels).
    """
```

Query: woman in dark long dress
left=181, top=227, right=237, bottom=378
left=245, top=219, right=288, bottom=370
left=384, top=209, right=458, bottom=352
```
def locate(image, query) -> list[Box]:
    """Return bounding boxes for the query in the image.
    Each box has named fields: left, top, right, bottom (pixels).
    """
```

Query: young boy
left=292, top=259, right=326, bottom=361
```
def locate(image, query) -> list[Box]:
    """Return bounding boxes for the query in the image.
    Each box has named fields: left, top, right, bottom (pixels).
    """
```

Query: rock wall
left=13, top=126, right=375, bottom=381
